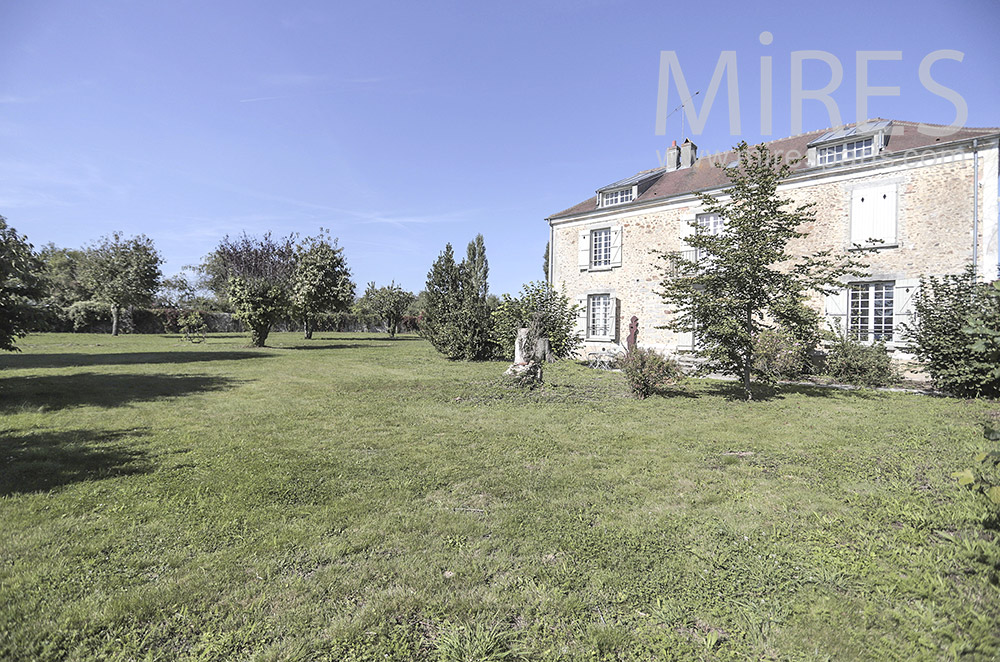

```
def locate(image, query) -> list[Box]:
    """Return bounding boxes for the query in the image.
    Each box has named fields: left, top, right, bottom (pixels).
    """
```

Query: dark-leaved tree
left=213, top=232, right=296, bottom=347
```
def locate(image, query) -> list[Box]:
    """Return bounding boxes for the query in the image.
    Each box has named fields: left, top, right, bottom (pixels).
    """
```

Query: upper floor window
left=818, top=137, right=875, bottom=165
left=591, top=228, right=612, bottom=268
left=600, top=187, right=634, bottom=207
left=578, top=226, right=622, bottom=271
left=697, top=212, right=725, bottom=236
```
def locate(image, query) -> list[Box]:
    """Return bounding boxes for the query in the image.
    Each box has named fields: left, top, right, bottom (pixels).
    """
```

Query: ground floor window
left=587, top=293, right=613, bottom=339
left=849, top=282, right=894, bottom=341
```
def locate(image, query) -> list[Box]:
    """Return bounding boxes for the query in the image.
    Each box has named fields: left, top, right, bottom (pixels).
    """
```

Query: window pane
left=849, top=284, right=870, bottom=340
left=588, top=294, right=611, bottom=337
left=591, top=228, right=611, bottom=267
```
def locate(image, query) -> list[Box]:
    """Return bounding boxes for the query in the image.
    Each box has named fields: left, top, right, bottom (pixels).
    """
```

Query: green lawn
left=1, top=332, right=998, bottom=661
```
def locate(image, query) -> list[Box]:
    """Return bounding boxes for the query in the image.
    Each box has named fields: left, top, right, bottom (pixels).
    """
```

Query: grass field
left=1, top=332, right=998, bottom=661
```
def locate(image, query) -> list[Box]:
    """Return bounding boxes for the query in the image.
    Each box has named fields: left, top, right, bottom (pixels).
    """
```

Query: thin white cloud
left=260, top=72, right=329, bottom=87
left=0, top=158, right=128, bottom=209
left=238, top=96, right=286, bottom=103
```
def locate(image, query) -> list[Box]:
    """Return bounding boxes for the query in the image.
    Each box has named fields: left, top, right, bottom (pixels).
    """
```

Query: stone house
left=545, top=119, right=1000, bottom=357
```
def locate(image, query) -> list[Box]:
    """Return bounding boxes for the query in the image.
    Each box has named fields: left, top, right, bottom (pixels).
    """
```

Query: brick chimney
left=664, top=140, right=680, bottom=171
left=679, top=138, right=697, bottom=168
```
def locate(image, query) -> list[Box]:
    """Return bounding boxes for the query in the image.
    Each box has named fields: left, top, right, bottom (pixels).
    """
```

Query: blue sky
left=2, top=0, right=998, bottom=296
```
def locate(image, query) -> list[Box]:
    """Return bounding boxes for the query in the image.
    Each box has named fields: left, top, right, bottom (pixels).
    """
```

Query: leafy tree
left=658, top=142, right=867, bottom=399
left=358, top=281, right=414, bottom=338
left=542, top=240, right=550, bottom=280
left=905, top=266, right=1000, bottom=397
left=0, top=216, right=45, bottom=351
left=213, top=232, right=296, bottom=347
left=291, top=231, right=355, bottom=339
left=37, top=243, right=92, bottom=306
left=192, top=251, right=233, bottom=311
left=422, top=235, right=496, bottom=360
left=491, top=281, right=581, bottom=361
left=81, top=232, right=163, bottom=336
left=155, top=273, right=197, bottom=308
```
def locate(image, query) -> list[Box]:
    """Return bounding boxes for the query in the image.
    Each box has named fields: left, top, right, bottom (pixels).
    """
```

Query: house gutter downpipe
left=973, top=138, right=979, bottom=275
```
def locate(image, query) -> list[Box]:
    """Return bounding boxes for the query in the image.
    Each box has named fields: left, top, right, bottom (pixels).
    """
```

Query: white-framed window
left=849, top=282, right=894, bottom=341
left=818, top=137, right=875, bottom=165
left=587, top=293, right=615, bottom=340
left=600, top=187, right=634, bottom=207
left=591, top=228, right=612, bottom=268
left=697, top=212, right=725, bottom=236
left=677, top=212, right=725, bottom=266
left=850, top=184, right=897, bottom=246
left=578, top=226, right=622, bottom=271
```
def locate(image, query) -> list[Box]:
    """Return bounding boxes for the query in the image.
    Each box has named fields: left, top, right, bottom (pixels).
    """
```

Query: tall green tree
left=421, top=235, right=495, bottom=360
left=358, top=281, right=414, bottom=338
left=658, top=142, right=867, bottom=399
left=542, top=240, right=550, bottom=280
left=0, top=216, right=45, bottom=351
left=457, top=234, right=493, bottom=360
left=422, top=243, right=462, bottom=355
left=213, top=232, right=296, bottom=347
left=82, top=232, right=163, bottom=336
left=291, top=231, right=355, bottom=339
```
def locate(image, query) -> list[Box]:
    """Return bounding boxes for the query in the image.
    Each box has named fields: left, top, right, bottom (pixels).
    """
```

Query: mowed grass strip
left=0, top=332, right=998, bottom=661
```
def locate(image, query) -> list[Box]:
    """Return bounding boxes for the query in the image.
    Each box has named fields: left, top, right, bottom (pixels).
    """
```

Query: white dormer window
left=600, top=187, right=634, bottom=207
left=818, top=137, right=875, bottom=165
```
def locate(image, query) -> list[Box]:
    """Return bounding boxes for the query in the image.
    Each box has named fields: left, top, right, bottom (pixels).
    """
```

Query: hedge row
left=27, top=303, right=422, bottom=336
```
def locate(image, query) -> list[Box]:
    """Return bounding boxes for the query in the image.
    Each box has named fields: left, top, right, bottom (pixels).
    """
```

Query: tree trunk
left=388, top=321, right=397, bottom=339
left=303, top=319, right=313, bottom=340
left=744, top=307, right=753, bottom=400
left=111, top=305, right=119, bottom=336
left=251, top=324, right=269, bottom=347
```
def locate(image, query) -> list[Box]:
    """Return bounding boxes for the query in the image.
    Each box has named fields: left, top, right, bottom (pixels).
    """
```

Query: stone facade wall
left=550, top=146, right=997, bottom=357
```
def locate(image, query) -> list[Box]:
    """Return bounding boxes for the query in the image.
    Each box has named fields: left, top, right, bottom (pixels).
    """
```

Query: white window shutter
left=577, top=296, right=588, bottom=336
left=824, top=288, right=848, bottom=333
left=609, top=297, right=619, bottom=341
left=679, top=217, right=697, bottom=251
left=873, top=185, right=897, bottom=244
left=610, top=226, right=622, bottom=267
left=893, top=278, right=919, bottom=342
left=850, top=189, right=873, bottom=245
left=578, top=231, right=590, bottom=270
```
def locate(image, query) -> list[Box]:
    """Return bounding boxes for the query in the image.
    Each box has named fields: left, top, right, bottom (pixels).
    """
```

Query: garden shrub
left=906, top=267, right=1000, bottom=398
left=130, top=307, right=165, bottom=334
left=824, top=326, right=899, bottom=387
left=752, top=326, right=813, bottom=381
left=618, top=347, right=682, bottom=399
left=66, top=300, right=111, bottom=333
left=491, top=281, right=582, bottom=361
